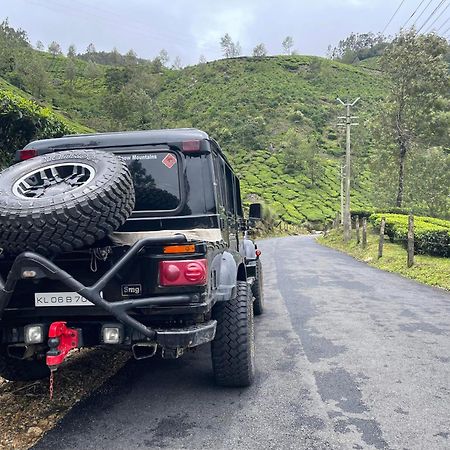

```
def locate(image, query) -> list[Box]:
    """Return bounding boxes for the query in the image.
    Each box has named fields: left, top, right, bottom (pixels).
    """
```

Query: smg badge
left=121, top=284, right=142, bottom=297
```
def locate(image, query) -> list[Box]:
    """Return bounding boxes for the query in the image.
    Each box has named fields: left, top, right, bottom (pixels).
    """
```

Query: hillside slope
left=0, top=77, right=91, bottom=165
left=1, top=54, right=388, bottom=224
left=151, top=56, right=385, bottom=223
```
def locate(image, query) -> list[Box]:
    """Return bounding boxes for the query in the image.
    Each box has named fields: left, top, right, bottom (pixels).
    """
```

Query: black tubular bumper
left=0, top=235, right=212, bottom=342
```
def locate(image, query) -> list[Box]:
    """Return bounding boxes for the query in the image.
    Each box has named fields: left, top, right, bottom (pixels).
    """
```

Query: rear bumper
left=1, top=319, right=217, bottom=350
left=155, top=320, right=216, bottom=349
left=0, top=235, right=210, bottom=340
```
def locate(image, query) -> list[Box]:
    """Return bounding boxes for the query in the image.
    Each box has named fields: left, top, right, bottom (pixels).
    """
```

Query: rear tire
left=211, top=281, right=255, bottom=387
left=0, top=352, right=49, bottom=382
left=252, top=259, right=264, bottom=316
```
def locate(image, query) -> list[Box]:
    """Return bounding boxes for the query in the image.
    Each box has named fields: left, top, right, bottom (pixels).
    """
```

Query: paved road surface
left=34, top=236, right=450, bottom=450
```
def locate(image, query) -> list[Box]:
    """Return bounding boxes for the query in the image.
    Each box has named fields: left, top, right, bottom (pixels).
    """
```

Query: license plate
left=35, top=292, right=95, bottom=307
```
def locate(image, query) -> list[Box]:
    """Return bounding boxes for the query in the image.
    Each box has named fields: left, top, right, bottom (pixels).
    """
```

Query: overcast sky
left=2, top=0, right=449, bottom=65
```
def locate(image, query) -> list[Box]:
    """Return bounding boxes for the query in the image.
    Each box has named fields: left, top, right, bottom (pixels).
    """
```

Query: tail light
left=159, top=259, right=207, bottom=286
left=19, top=149, right=38, bottom=160
left=182, top=140, right=201, bottom=152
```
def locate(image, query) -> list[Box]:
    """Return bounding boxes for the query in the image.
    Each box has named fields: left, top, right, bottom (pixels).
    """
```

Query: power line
left=417, top=0, right=447, bottom=32
left=23, top=0, right=220, bottom=58
left=382, top=0, right=407, bottom=34
left=412, top=0, right=435, bottom=27
left=403, top=0, right=428, bottom=28
left=436, top=16, right=450, bottom=31
left=424, top=2, right=450, bottom=32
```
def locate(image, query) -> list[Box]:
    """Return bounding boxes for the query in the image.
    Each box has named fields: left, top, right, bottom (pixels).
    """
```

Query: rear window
left=120, top=152, right=181, bottom=211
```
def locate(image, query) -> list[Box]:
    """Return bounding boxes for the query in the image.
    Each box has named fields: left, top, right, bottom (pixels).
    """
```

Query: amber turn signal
left=163, top=244, right=196, bottom=254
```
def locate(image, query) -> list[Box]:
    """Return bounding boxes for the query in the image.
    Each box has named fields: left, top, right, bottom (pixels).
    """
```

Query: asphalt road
left=34, top=236, right=450, bottom=450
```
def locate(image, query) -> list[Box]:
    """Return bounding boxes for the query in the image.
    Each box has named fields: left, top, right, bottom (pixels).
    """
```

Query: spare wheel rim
left=12, top=162, right=96, bottom=199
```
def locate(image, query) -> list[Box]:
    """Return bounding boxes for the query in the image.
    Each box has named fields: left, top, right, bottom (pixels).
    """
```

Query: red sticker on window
left=162, top=153, right=177, bottom=169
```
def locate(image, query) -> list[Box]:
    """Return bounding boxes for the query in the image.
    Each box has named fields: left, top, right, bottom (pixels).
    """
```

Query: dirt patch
left=0, top=348, right=130, bottom=449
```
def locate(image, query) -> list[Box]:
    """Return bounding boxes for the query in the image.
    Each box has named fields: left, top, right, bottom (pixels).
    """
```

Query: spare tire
left=0, top=149, right=135, bottom=256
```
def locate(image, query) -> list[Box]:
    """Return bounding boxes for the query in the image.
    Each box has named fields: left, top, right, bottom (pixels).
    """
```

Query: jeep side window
left=235, top=177, right=243, bottom=218
left=224, top=164, right=236, bottom=217
left=212, top=152, right=226, bottom=213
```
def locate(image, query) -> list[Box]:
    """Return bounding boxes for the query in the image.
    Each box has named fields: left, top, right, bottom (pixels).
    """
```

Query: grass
left=319, top=227, right=450, bottom=291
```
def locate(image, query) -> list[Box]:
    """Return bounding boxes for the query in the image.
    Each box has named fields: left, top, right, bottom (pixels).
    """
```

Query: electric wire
left=412, top=0, right=435, bottom=27
left=403, top=0, right=428, bottom=28
left=22, top=0, right=220, bottom=59
left=382, top=0, right=407, bottom=34
left=417, top=0, right=447, bottom=32
left=424, top=2, right=450, bottom=32
left=435, top=16, right=450, bottom=31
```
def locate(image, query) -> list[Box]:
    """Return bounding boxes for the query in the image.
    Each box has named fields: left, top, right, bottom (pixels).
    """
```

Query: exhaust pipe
left=7, top=344, right=35, bottom=360
left=132, top=342, right=157, bottom=360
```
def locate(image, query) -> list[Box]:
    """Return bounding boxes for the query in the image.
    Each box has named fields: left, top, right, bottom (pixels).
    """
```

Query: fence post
left=407, top=213, right=414, bottom=268
left=362, top=217, right=367, bottom=249
left=378, top=217, right=385, bottom=259
left=355, top=215, right=360, bottom=244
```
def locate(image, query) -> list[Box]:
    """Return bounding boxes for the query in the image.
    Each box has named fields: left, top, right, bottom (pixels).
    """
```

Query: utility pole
left=337, top=97, right=359, bottom=243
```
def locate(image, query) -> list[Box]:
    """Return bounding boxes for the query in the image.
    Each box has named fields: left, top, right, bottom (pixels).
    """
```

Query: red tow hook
left=46, top=321, right=80, bottom=371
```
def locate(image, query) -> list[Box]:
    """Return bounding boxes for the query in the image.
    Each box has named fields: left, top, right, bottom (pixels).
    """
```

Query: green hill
left=0, top=77, right=91, bottom=166
left=1, top=51, right=389, bottom=225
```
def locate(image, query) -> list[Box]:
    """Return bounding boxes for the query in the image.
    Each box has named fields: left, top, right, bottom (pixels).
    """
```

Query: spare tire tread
left=0, top=150, right=135, bottom=256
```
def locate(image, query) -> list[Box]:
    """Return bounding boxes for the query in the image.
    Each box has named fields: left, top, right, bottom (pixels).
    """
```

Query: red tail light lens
left=182, top=140, right=201, bottom=152
left=159, top=259, right=207, bottom=286
left=19, top=149, right=38, bottom=160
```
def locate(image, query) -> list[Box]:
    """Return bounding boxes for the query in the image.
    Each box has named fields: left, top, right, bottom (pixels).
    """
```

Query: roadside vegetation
left=319, top=225, right=450, bottom=291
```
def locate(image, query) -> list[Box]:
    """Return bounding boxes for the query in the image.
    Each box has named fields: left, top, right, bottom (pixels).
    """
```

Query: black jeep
left=0, top=128, right=264, bottom=387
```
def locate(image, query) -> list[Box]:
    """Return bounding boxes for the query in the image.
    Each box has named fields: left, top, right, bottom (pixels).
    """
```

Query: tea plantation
left=1, top=53, right=389, bottom=225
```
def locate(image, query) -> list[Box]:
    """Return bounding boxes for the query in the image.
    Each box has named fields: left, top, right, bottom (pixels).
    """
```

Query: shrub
left=370, top=213, right=450, bottom=257
left=351, top=208, right=375, bottom=219
left=0, top=88, right=89, bottom=165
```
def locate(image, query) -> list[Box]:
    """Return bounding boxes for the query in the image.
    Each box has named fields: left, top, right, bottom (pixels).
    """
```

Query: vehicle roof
left=22, top=128, right=235, bottom=171
left=23, top=128, right=210, bottom=151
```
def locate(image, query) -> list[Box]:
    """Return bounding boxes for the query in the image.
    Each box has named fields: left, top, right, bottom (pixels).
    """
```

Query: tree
left=67, top=44, right=76, bottom=58
left=84, top=60, right=100, bottom=86
left=105, top=67, right=129, bottom=92
left=65, top=58, right=77, bottom=89
left=374, top=30, right=449, bottom=207
left=327, top=32, right=388, bottom=64
left=35, top=40, right=44, bottom=51
left=125, top=49, right=137, bottom=66
left=25, top=56, right=49, bottom=98
left=172, top=56, right=182, bottom=70
left=406, top=148, right=450, bottom=217
left=0, top=20, right=30, bottom=75
left=220, top=33, right=241, bottom=58
left=111, top=47, right=121, bottom=65
left=85, top=43, right=96, bottom=60
left=283, top=130, right=323, bottom=185
left=252, top=43, right=267, bottom=57
left=282, top=36, right=294, bottom=55
left=158, top=49, right=169, bottom=67
left=48, top=41, right=62, bottom=57
left=198, top=54, right=206, bottom=64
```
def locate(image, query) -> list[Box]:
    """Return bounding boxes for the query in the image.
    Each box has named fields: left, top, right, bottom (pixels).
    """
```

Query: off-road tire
left=252, top=259, right=264, bottom=316
left=0, top=352, right=49, bottom=381
left=0, top=150, right=135, bottom=256
left=211, top=281, right=255, bottom=387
